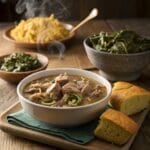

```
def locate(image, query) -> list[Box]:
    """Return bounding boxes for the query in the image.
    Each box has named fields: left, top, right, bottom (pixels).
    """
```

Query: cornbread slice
left=94, top=109, right=138, bottom=145
left=110, top=81, right=150, bottom=115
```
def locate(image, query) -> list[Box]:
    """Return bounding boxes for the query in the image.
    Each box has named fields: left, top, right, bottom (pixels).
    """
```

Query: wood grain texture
left=0, top=102, right=149, bottom=150
left=0, top=20, right=149, bottom=150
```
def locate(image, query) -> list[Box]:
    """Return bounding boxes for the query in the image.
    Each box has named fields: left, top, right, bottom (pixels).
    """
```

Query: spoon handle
left=70, top=8, right=98, bottom=34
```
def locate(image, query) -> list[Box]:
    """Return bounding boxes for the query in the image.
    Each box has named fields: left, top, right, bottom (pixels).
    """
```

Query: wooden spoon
left=70, top=8, right=98, bottom=34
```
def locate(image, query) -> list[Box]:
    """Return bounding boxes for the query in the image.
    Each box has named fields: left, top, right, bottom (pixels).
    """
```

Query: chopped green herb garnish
left=63, top=93, right=82, bottom=106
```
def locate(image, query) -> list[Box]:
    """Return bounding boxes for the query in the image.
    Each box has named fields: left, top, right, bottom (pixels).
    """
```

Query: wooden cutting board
left=0, top=101, right=149, bottom=150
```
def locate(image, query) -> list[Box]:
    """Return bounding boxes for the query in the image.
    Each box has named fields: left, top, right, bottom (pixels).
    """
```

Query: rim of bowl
left=17, top=68, right=112, bottom=110
left=0, top=52, right=49, bottom=74
left=83, top=36, right=150, bottom=56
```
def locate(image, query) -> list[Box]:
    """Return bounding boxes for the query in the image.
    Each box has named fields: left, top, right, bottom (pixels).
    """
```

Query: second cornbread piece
left=94, top=109, right=138, bottom=145
left=110, top=81, right=150, bottom=115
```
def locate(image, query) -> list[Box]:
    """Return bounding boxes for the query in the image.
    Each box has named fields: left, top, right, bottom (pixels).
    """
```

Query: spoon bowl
left=70, top=8, right=99, bottom=34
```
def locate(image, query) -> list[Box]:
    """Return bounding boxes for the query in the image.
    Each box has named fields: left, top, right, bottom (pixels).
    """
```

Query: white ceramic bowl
left=17, top=68, right=112, bottom=127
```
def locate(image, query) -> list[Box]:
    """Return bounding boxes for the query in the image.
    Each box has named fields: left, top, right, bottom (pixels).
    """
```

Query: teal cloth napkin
left=7, top=110, right=98, bottom=144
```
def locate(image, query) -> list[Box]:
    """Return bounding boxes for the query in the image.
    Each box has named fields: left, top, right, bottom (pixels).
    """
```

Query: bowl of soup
left=17, top=68, right=111, bottom=126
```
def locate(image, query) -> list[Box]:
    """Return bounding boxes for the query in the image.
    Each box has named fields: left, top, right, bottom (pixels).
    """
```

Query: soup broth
left=23, top=73, right=107, bottom=107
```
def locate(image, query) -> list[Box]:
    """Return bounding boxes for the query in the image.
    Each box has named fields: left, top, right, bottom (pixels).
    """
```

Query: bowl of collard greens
left=0, top=52, right=48, bottom=83
left=84, top=30, right=150, bottom=81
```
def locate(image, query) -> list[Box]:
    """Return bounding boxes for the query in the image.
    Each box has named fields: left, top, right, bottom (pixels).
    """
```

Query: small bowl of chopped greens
left=84, top=30, right=150, bottom=81
left=0, top=52, right=48, bottom=83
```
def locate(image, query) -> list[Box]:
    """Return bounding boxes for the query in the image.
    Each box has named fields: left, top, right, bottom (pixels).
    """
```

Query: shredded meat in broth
left=23, top=73, right=107, bottom=107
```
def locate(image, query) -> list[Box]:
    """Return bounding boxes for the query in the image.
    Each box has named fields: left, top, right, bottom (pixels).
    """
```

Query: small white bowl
left=17, top=68, right=112, bottom=127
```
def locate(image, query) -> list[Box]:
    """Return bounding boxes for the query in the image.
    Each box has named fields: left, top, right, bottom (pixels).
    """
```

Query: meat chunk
left=29, top=83, right=42, bottom=88
left=29, top=93, right=45, bottom=101
left=55, top=73, right=69, bottom=85
left=46, top=83, right=62, bottom=100
left=41, top=82, right=52, bottom=89
left=28, top=82, right=51, bottom=90
left=62, top=82, right=80, bottom=94
left=90, top=85, right=103, bottom=98
left=76, top=80, right=85, bottom=90
left=24, top=87, right=41, bottom=93
left=81, top=82, right=92, bottom=95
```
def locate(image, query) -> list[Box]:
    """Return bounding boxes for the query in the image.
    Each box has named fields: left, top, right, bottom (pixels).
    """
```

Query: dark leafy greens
left=63, top=93, right=82, bottom=106
left=89, top=30, right=150, bottom=54
left=0, top=53, right=41, bottom=72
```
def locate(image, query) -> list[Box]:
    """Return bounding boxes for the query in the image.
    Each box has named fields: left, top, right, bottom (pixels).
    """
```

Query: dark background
left=0, top=0, right=150, bottom=21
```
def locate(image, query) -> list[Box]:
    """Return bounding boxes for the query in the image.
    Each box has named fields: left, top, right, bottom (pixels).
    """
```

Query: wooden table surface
left=0, top=19, right=150, bottom=150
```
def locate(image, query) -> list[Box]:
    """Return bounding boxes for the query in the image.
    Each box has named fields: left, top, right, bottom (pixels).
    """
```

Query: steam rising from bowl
left=15, top=0, right=72, bottom=19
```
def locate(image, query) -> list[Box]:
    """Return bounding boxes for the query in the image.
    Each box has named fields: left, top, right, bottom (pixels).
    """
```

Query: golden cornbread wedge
left=94, top=109, right=138, bottom=145
left=110, top=81, right=150, bottom=115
